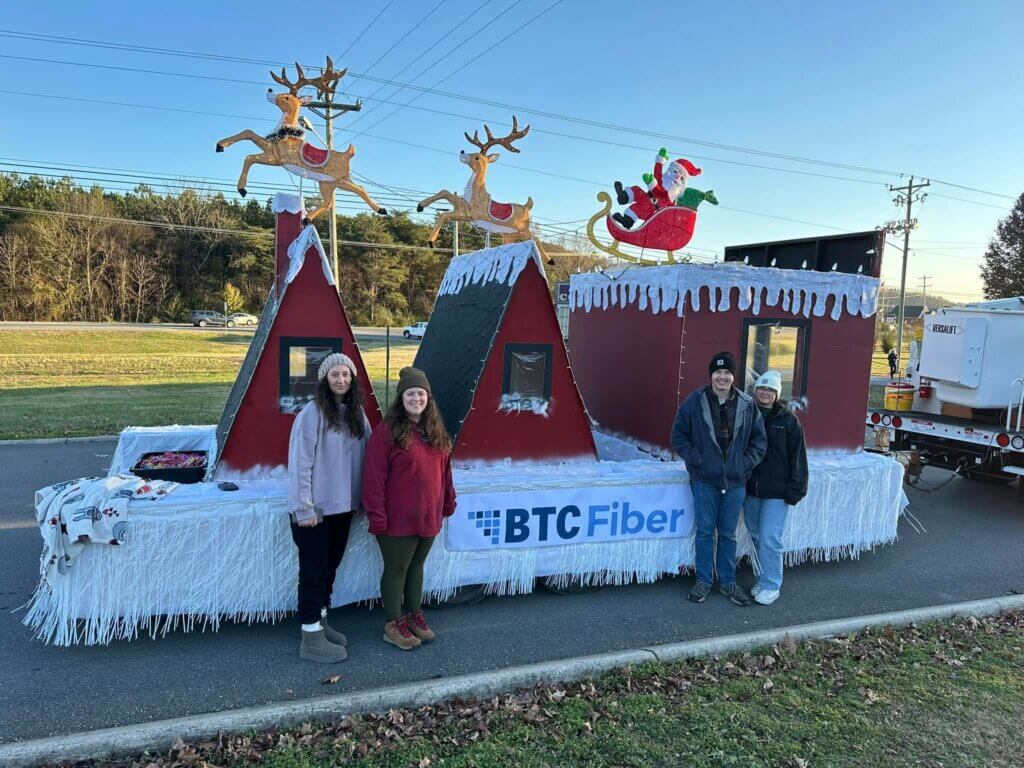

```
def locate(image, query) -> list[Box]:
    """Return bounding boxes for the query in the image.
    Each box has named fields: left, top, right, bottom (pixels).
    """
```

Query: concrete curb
left=2, top=593, right=1023, bottom=767
left=0, top=435, right=118, bottom=447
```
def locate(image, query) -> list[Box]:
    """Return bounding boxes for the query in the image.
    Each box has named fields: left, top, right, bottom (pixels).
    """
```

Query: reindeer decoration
left=215, top=58, right=386, bottom=222
left=416, top=116, right=535, bottom=246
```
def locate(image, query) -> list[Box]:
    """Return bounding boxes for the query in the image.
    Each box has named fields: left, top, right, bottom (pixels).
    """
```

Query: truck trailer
left=868, top=296, right=1024, bottom=492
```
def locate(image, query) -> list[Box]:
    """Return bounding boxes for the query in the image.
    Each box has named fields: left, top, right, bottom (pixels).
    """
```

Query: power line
left=0, top=204, right=456, bottom=252
left=347, top=0, right=567, bottom=139
left=337, top=1, right=397, bottom=60
left=7, top=32, right=1014, bottom=194
left=0, top=87, right=894, bottom=190
left=928, top=192, right=1011, bottom=211
left=342, top=0, right=518, bottom=132
left=345, top=0, right=448, bottom=90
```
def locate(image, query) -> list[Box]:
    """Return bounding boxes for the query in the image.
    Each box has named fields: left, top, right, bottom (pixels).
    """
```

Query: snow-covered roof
left=271, top=193, right=304, bottom=215
left=438, top=240, right=546, bottom=296
left=569, top=262, right=879, bottom=320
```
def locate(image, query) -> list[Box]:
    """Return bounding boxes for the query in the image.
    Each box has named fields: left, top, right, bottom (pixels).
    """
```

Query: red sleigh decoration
left=587, top=191, right=698, bottom=264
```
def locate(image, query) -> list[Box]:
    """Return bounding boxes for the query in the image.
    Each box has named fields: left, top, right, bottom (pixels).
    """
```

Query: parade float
left=21, top=63, right=906, bottom=645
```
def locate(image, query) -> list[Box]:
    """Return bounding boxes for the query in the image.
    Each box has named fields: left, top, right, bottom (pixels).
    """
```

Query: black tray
left=131, top=452, right=207, bottom=484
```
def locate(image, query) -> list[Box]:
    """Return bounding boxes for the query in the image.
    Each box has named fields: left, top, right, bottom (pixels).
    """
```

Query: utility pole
left=883, top=176, right=930, bottom=367
left=452, top=221, right=459, bottom=258
left=305, top=59, right=361, bottom=294
left=918, top=274, right=932, bottom=315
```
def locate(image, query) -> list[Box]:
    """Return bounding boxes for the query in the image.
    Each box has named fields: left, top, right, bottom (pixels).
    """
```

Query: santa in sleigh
left=612, top=148, right=717, bottom=230
left=594, top=148, right=718, bottom=255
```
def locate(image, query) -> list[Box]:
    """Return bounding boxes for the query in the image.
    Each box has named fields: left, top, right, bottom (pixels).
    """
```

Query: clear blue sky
left=2, top=0, right=1021, bottom=300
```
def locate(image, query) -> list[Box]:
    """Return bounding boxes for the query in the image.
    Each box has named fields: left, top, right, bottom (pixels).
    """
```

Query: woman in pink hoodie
left=287, top=353, right=370, bottom=664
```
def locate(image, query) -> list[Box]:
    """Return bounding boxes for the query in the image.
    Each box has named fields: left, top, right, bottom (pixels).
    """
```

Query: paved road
left=1, top=441, right=1022, bottom=745
left=0, top=322, right=412, bottom=341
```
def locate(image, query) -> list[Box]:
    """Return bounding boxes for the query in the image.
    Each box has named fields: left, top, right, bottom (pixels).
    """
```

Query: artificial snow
left=271, top=193, right=304, bottom=214
left=438, top=240, right=546, bottom=296
left=570, top=262, right=879, bottom=320
left=285, top=224, right=336, bottom=286
left=498, top=393, right=550, bottom=417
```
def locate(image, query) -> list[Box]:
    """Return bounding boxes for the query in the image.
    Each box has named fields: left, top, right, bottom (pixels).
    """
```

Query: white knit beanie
left=754, top=370, right=783, bottom=398
left=317, top=352, right=357, bottom=382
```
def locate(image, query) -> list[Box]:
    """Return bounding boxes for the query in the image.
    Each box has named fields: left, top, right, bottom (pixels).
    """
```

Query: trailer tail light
left=881, top=415, right=892, bottom=426
left=870, top=412, right=881, bottom=424
left=1012, top=435, right=1024, bottom=450
left=996, top=433, right=1011, bottom=448
left=892, top=416, right=903, bottom=428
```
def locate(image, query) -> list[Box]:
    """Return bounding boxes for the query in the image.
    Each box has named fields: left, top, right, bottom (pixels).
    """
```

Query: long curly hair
left=315, top=373, right=366, bottom=438
left=385, top=392, right=452, bottom=453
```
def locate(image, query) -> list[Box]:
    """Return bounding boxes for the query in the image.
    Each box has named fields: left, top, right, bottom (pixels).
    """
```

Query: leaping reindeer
left=215, top=59, right=386, bottom=222
left=416, top=116, right=535, bottom=246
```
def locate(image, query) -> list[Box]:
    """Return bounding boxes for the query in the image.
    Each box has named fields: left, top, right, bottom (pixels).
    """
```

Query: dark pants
left=290, top=513, right=353, bottom=624
left=375, top=535, right=435, bottom=621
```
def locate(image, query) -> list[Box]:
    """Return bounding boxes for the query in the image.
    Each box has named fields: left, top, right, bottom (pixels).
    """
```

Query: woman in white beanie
left=287, top=352, right=371, bottom=663
left=744, top=371, right=808, bottom=606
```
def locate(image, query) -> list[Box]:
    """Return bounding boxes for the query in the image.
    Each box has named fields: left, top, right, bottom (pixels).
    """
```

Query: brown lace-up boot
left=383, top=615, right=421, bottom=650
left=407, top=610, right=436, bottom=642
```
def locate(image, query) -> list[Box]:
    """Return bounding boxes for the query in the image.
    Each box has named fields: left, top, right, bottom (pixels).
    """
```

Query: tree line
left=0, top=174, right=600, bottom=325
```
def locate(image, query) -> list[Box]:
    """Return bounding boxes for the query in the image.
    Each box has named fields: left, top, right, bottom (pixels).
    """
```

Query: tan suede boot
left=383, top=616, right=421, bottom=650
left=407, top=610, right=435, bottom=642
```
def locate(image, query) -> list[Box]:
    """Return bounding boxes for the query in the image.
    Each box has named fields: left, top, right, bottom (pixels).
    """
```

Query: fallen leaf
left=859, top=687, right=880, bottom=705
left=419, top=758, right=432, bottom=768
left=763, top=679, right=774, bottom=692
left=782, top=634, right=797, bottom=652
left=322, top=674, right=341, bottom=685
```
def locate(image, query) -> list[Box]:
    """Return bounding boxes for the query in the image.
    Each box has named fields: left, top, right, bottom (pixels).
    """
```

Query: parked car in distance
left=189, top=310, right=227, bottom=328
left=403, top=321, right=428, bottom=339
left=228, top=312, right=258, bottom=326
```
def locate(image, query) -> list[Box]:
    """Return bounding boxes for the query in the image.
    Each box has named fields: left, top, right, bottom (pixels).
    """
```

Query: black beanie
left=708, top=351, right=736, bottom=377
left=396, top=366, right=431, bottom=397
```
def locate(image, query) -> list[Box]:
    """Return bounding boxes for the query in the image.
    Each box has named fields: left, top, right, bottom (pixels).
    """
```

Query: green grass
left=0, top=330, right=417, bottom=439
left=129, top=613, right=1024, bottom=768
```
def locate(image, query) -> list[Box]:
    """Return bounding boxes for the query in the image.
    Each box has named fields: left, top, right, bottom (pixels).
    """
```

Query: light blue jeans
left=691, top=481, right=746, bottom=588
left=743, top=496, right=789, bottom=592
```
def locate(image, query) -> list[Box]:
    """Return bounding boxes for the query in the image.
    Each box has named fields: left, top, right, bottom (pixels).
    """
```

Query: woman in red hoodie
left=362, top=367, right=456, bottom=649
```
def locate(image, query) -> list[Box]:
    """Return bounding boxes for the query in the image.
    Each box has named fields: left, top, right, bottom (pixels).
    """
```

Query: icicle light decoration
left=569, top=263, right=879, bottom=320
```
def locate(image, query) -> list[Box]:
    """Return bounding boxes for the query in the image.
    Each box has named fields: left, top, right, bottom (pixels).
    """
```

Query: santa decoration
left=612, top=149, right=716, bottom=229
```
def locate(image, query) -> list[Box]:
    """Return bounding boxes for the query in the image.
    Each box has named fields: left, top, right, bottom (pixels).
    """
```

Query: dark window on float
left=279, top=337, right=342, bottom=413
left=739, top=319, right=810, bottom=401
left=501, top=343, right=553, bottom=400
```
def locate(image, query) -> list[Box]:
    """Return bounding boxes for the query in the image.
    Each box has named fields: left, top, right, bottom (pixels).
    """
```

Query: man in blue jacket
left=671, top=351, right=767, bottom=606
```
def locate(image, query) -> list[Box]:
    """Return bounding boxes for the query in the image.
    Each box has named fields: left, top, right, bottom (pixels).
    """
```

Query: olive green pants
left=375, top=535, right=435, bottom=621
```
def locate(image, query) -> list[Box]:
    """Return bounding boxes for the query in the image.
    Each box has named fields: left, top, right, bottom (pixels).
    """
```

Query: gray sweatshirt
left=287, top=400, right=371, bottom=523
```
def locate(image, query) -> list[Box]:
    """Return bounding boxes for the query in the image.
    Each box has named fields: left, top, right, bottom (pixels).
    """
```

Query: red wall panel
left=454, top=261, right=597, bottom=462
left=570, top=284, right=874, bottom=452
left=218, top=212, right=382, bottom=471
left=568, top=301, right=682, bottom=449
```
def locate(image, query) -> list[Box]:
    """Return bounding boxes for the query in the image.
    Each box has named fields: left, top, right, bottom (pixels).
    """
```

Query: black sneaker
left=688, top=581, right=712, bottom=603
left=719, top=583, right=751, bottom=607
